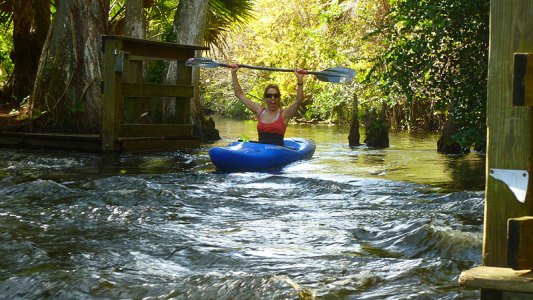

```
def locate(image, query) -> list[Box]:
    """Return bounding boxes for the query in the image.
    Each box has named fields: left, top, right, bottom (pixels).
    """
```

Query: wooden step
left=459, top=266, right=533, bottom=293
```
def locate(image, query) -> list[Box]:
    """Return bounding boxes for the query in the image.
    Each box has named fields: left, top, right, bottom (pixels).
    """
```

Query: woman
left=230, top=64, right=307, bottom=146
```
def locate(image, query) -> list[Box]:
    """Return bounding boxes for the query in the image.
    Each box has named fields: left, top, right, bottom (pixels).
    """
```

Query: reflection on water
left=0, top=118, right=485, bottom=299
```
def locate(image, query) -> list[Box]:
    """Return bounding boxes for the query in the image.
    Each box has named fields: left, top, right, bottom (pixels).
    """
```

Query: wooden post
left=458, top=3, right=533, bottom=297
left=507, top=216, right=533, bottom=270
left=175, top=60, right=192, bottom=124
left=484, top=0, right=533, bottom=268
left=102, top=38, right=123, bottom=152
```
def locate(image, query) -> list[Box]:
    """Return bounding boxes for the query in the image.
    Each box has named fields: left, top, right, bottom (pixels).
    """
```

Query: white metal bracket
left=490, top=169, right=529, bottom=203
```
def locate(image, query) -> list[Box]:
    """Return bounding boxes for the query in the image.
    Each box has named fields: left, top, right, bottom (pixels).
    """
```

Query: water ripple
left=0, top=137, right=484, bottom=299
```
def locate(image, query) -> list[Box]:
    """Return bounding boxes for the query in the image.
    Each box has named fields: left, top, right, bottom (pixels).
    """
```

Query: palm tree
left=134, top=0, right=255, bottom=49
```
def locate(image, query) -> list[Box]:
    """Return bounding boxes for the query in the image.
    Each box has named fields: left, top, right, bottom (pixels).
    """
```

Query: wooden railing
left=101, top=35, right=208, bottom=152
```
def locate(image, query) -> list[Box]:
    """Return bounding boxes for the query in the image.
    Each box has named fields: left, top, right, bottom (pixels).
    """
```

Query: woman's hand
left=229, top=63, right=240, bottom=74
left=295, top=68, right=306, bottom=85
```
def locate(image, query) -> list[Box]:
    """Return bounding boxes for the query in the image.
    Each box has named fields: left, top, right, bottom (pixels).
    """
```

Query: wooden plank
left=119, top=124, right=193, bottom=138
left=481, top=289, right=533, bottom=300
left=129, top=55, right=173, bottom=61
left=102, top=35, right=208, bottom=52
left=101, top=35, right=207, bottom=61
left=508, top=216, right=533, bottom=270
left=484, top=0, right=533, bottom=267
left=23, top=136, right=101, bottom=152
left=11, top=132, right=100, bottom=140
left=118, top=138, right=200, bottom=152
left=0, top=133, right=23, bottom=145
left=459, top=266, right=533, bottom=293
left=122, top=41, right=195, bottom=61
left=122, top=83, right=193, bottom=98
left=0, top=132, right=101, bottom=152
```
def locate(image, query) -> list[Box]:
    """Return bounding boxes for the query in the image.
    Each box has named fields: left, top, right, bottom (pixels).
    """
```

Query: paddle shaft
left=219, top=62, right=310, bottom=74
left=185, top=58, right=355, bottom=83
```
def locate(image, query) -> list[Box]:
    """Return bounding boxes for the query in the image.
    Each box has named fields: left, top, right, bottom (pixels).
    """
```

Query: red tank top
left=257, top=108, right=287, bottom=135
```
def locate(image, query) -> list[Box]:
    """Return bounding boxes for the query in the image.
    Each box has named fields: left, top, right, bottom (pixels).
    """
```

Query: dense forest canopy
left=0, top=0, right=489, bottom=153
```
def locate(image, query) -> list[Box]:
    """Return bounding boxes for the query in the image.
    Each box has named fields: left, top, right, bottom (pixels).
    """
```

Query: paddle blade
left=314, top=67, right=356, bottom=84
left=185, top=57, right=223, bottom=68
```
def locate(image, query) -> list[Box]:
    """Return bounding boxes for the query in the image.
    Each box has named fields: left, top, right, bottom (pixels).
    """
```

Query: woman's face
left=264, top=87, right=281, bottom=110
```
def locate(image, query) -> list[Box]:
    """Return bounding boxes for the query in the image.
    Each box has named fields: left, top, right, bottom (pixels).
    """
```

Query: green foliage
left=70, top=100, right=85, bottom=114
left=199, top=0, right=489, bottom=151
left=108, top=0, right=126, bottom=31
left=239, top=133, right=250, bottom=142
left=305, top=84, right=348, bottom=122
left=206, top=0, right=254, bottom=51
left=145, top=60, right=166, bottom=84
left=143, top=0, right=254, bottom=49
left=201, top=67, right=261, bottom=119
left=0, top=27, right=13, bottom=85
left=31, top=107, right=44, bottom=120
left=0, top=2, right=13, bottom=86
left=365, top=0, right=489, bottom=150
left=202, top=0, right=362, bottom=123
left=146, top=0, right=179, bottom=40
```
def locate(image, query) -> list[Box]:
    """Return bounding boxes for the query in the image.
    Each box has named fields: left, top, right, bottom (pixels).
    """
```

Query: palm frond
left=206, top=0, right=255, bottom=52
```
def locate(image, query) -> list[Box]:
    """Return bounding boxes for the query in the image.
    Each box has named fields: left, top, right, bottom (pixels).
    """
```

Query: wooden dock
left=0, top=131, right=202, bottom=152
left=0, top=35, right=208, bottom=152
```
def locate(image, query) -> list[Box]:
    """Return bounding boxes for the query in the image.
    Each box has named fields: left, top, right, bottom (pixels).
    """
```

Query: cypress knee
left=348, top=94, right=361, bottom=147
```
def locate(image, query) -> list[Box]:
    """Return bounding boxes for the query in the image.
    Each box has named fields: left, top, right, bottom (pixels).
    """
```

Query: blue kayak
left=209, top=138, right=316, bottom=172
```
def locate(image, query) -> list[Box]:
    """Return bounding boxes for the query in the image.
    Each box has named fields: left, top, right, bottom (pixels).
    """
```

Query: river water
left=0, top=118, right=485, bottom=299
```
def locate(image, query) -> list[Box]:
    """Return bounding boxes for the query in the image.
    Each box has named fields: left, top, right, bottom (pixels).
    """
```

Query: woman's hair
left=263, top=84, right=281, bottom=98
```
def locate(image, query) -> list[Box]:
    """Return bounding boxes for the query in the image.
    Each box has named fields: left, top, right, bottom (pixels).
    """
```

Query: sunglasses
left=265, top=93, right=280, bottom=98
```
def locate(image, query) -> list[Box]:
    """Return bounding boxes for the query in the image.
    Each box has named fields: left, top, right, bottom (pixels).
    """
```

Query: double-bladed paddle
left=185, top=57, right=356, bottom=84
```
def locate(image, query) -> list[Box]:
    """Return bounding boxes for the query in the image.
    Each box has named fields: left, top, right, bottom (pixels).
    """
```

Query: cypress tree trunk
left=29, top=0, right=108, bottom=133
left=11, top=0, right=50, bottom=103
left=364, top=101, right=389, bottom=148
left=125, top=0, right=146, bottom=39
left=124, top=0, right=148, bottom=123
left=12, top=0, right=33, bottom=102
left=437, top=119, right=466, bottom=154
left=437, top=102, right=466, bottom=154
left=167, top=0, right=220, bottom=141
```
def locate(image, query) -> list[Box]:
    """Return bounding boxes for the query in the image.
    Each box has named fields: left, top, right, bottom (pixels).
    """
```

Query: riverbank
left=0, top=102, right=27, bottom=131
